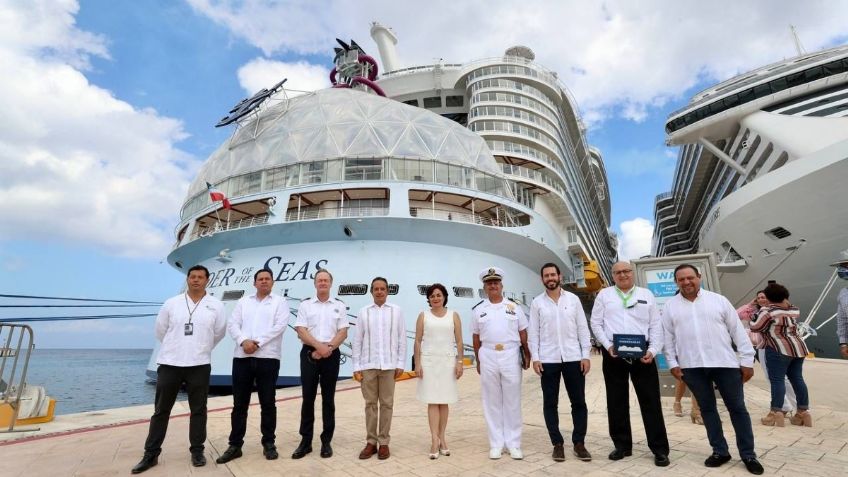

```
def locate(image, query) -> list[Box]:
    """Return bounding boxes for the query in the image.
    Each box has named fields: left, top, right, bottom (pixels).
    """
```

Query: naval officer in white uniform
left=472, top=267, right=531, bottom=460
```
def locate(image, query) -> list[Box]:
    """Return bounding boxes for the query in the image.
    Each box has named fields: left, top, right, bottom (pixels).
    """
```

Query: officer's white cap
left=479, top=267, right=505, bottom=282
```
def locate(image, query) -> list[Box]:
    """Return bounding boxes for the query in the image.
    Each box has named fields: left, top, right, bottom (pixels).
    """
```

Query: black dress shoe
left=654, top=454, right=670, bottom=467
left=608, top=448, right=632, bottom=461
left=743, top=457, right=764, bottom=475
left=191, top=452, right=207, bottom=467
left=215, top=445, right=243, bottom=464
left=130, top=453, right=158, bottom=474
left=320, top=442, right=333, bottom=458
left=704, top=453, right=732, bottom=467
left=291, top=440, right=313, bottom=459
left=263, top=444, right=279, bottom=460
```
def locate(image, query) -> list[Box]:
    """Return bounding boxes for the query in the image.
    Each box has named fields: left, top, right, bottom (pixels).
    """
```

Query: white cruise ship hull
left=147, top=216, right=550, bottom=386
left=699, top=139, right=848, bottom=357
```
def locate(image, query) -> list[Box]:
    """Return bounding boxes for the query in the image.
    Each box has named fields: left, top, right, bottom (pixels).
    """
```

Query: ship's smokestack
left=369, top=22, right=401, bottom=73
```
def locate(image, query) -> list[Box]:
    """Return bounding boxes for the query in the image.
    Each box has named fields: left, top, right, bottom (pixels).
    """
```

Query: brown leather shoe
left=377, top=445, right=390, bottom=460
left=573, top=442, right=592, bottom=461
left=552, top=443, right=565, bottom=462
left=358, top=443, right=377, bottom=459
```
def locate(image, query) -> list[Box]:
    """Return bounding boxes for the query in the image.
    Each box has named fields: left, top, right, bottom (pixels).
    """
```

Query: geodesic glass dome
left=186, top=88, right=499, bottom=197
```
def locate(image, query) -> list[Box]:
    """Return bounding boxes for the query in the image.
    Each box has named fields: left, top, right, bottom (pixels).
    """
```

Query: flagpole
left=214, top=207, right=223, bottom=230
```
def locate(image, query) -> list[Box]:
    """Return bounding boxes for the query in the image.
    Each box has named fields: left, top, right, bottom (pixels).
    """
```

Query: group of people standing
left=131, top=255, right=843, bottom=475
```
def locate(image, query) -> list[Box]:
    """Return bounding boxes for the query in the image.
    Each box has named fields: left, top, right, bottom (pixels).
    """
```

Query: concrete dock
left=1, top=355, right=846, bottom=476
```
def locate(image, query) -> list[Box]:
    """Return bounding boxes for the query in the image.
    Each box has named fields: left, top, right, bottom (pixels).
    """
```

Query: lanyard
left=184, top=293, right=203, bottom=324
left=614, top=286, right=635, bottom=309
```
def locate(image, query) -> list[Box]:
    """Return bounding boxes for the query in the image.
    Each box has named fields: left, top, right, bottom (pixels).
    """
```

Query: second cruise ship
left=653, top=44, right=848, bottom=357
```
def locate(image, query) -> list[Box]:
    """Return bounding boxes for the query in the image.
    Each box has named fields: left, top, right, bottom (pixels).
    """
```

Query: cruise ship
left=147, top=24, right=617, bottom=385
left=653, top=44, right=848, bottom=357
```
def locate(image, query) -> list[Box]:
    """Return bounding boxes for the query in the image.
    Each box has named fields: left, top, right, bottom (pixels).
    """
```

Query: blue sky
left=1, top=0, right=846, bottom=347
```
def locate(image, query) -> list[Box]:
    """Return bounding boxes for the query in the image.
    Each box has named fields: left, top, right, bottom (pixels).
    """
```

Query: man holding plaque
left=590, top=261, right=669, bottom=467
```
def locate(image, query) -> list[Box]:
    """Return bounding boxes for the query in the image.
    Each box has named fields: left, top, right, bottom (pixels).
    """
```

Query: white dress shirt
left=228, top=293, right=290, bottom=359
left=528, top=290, right=591, bottom=362
left=662, top=289, right=755, bottom=369
left=294, top=296, right=349, bottom=342
left=155, top=293, right=226, bottom=367
left=352, top=302, right=406, bottom=372
left=590, top=286, right=663, bottom=357
left=472, top=299, right=528, bottom=347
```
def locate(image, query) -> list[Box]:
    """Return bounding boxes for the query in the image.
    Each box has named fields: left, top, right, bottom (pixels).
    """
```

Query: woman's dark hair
left=426, top=283, right=449, bottom=307
left=763, top=283, right=790, bottom=303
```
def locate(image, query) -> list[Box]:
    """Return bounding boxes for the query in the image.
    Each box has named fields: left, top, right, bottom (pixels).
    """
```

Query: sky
left=1, top=0, right=846, bottom=347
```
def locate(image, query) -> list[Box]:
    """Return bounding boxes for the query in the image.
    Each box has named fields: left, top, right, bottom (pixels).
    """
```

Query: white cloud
left=237, top=58, right=330, bottom=96
left=0, top=0, right=196, bottom=257
left=618, top=217, right=654, bottom=260
left=186, top=0, right=848, bottom=125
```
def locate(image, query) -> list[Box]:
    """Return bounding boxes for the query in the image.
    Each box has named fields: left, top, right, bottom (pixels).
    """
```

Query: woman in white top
left=414, top=283, right=464, bottom=459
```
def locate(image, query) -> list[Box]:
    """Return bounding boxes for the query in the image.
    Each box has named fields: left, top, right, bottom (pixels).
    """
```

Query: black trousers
left=299, top=346, right=341, bottom=443
left=540, top=360, right=588, bottom=445
left=601, top=348, right=669, bottom=455
left=143, top=364, right=211, bottom=455
left=228, top=357, right=280, bottom=447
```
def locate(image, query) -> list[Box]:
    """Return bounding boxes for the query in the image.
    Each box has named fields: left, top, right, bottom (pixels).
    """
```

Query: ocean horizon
left=19, top=348, right=159, bottom=415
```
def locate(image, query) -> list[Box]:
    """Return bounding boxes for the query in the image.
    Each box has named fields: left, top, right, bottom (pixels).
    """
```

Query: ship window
left=445, top=95, right=464, bottom=107
left=403, top=99, right=420, bottom=107
left=765, top=227, right=792, bottom=240
left=417, top=285, right=430, bottom=295
left=221, top=290, right=245, bottom=301
left=388, top=284, right=399, bottom=295
left=423, top=96, right=442, bottom=108
left=338, top=284, right=368, bottom=295
left=770, top=152, right=789, bottom=171
left=452, top=287, right=474, bottom=298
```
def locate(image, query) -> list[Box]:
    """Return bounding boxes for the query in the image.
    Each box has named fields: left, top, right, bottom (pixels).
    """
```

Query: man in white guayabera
left=132, top=265, right=226, bottom=474
left=352, top=277, right=406, bottom=461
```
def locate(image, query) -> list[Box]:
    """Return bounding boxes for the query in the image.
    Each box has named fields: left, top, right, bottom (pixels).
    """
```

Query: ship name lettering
left=262, top=257, right=330, bottom=282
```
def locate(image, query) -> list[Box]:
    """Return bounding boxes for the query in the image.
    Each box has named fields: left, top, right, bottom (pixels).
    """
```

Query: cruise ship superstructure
left=147, top=24, right=616, bottom=385
left=653, top=44, right=848, bottom=357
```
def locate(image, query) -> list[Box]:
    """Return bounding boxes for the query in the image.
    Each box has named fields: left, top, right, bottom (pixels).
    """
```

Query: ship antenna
left=790, top=25, right=806, bottom=56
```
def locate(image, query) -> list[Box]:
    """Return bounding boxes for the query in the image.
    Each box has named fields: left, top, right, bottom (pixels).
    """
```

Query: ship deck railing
left=285, top=206, right=390, bottom=222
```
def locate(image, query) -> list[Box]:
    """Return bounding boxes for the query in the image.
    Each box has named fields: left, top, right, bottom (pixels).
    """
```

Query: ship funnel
left=370, top=22, right=401, bottom=73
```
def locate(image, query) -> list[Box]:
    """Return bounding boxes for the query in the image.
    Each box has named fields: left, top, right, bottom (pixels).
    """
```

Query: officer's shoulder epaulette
left=507, top=297, right=519, bottom=303
left=333, top=296, right=345, bottom=304
left=471, top=300, right=484, bottom=310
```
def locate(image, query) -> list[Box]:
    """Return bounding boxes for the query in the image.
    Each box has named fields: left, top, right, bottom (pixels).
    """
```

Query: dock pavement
left=1, top=355, right=846, bottom=476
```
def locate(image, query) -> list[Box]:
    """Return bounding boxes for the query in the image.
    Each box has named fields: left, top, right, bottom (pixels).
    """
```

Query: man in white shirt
left=132, top=265, right=227, bottom=474
left=473, top=266, right=531, bottom=460
left=529, top=263, right=592, bottom=463
left=663, top=264, right=763, bottom=475
left=590, top=261, right=669, bottom=467
left=292, top=269, right=349, bottom=459
left=216, top=268, right=289, bottom=464
left=352, top=277, right=406, bottom=460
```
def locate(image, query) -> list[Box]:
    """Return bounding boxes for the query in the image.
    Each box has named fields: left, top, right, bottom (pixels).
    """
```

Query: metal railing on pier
left=0, top=324, right=37, bottom=432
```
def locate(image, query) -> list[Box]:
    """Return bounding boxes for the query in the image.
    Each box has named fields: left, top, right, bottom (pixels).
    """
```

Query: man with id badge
left=132, top=265, right=227, bottom=474
left=590, top=261, right=670, bottom=467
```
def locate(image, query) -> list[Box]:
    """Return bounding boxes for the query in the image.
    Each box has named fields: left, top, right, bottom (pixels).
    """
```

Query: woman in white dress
left=414, top=283, right=464, bottom=459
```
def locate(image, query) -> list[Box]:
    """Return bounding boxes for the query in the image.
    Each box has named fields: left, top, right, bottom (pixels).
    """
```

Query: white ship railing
left=191, top=213, right=270, bottom=240
left=409, top=207, right=521, bottom=228
left=286, top=206, right=389, bottom=222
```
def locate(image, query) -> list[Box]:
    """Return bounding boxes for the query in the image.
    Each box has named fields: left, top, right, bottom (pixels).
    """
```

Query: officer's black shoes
left=320, top=441, right=333, bottom=458
left=743, top=457, right=764, bottom=475
left=654, top=454, right=670, bottom=467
